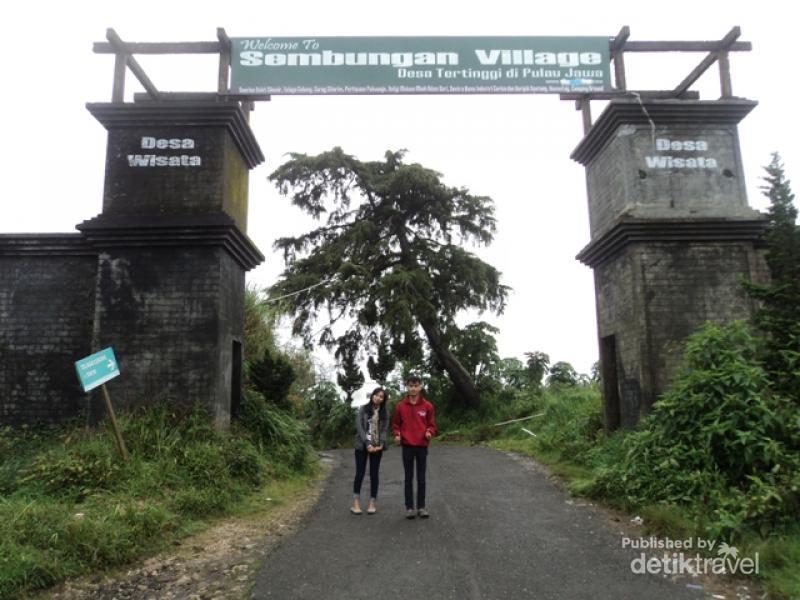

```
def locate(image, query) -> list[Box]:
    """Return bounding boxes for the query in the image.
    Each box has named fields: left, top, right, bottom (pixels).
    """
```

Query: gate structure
left=0, top=27, right=767, bottom=429
left=568, top=27, right=768, bottom=429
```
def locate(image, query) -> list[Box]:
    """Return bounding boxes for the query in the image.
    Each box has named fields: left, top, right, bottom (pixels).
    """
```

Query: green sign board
left=75, top=347, right=120, bottom=392
left=229, top=36, right=611, bottom=95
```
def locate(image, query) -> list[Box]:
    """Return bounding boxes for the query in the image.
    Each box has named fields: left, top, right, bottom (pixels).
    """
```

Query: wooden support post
left=718, top=50, right=732, bottom=97
left=611, top=26, right=630, bottom=91
left=577, top=96, right=592, bottom=134
left=217, top=27, right=231, bottom=95
left=101, top=384, right=129, bottom=462
left=107, top=28, right=162, bottom=101
left=672, top=26, right=740, bottom=97
left=112, top=52, right=126, bottom=102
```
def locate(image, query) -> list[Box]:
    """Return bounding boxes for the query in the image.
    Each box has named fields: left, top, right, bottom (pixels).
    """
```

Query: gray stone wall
left=592, top=239, right=768, bottom=427
left=594, top=249, right=646, bottom=427
left=0, top=236, right=96, bottom=426
left=1, top=102, right=264, bottom=429
left=575, top=100, right=769, bottom=430
left=638, top=241, right=767, bottom=409
left=214, top=253, right=246, bottom=427
left=586, top=125, right=758, bottom=239
left=89, top=247, right=223, bottom=421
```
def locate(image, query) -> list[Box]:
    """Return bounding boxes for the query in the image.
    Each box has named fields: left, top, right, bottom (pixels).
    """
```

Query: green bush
left=22, top=438, right=124, bottom=501
left=122, top=402, right=217, bottom=459
left=177, top=441, right=231, bottom=486
left=302, top=382, right=356, bottom=449
left=223, top=436, right=266, bottom=485
left=592, top=321, right=800, bottom=539
left=239, top=390, right=311, bottom=472
left=0, top=400, right=315, bottom=598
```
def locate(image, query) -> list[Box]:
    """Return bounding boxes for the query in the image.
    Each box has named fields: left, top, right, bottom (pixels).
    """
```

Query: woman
left=351, top=387, right=388, bottom=515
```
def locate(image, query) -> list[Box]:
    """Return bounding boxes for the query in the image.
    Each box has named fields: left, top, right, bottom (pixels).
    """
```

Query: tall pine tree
left=268, top=148, right=509, bottom=409
left=747, top=153, right=800, bottom=400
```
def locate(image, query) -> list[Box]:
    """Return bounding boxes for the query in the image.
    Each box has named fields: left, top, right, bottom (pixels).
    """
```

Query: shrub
left=593, top=321, right=800, bottom=539
left=223, top=437, right=266, bottom=485
left=302, top=382, right=356, bottom=449
left=22, top=438, right=124, bottom=501
left=239, top=390, right=311, bottom=472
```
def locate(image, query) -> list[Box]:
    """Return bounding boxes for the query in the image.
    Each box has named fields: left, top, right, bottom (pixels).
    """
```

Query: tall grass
left=0, top=399, right=312, bottom=599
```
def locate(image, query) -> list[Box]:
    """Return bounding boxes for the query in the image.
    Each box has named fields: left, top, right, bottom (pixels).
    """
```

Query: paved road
left=251, top=445, right=705, bottom=599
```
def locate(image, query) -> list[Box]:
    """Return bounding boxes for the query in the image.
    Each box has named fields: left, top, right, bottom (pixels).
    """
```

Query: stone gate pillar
left=80, top=102, right=264, bottom=428
left=574, top=99, right=769, bottom=430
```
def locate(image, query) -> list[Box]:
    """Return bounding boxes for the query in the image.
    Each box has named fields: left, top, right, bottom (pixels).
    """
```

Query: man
left=391, top=375, right=437, bottom=519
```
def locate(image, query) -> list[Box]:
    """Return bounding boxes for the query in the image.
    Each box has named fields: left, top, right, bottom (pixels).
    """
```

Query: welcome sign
left=229, top=36, right=611, bottom=95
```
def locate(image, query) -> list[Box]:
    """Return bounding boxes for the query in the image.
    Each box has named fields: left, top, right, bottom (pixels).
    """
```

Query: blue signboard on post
left=75, top=347, right=120, bottom=392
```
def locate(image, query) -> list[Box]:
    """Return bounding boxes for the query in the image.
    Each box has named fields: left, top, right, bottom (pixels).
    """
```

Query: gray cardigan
left=355, top=404, right=389, bottom=450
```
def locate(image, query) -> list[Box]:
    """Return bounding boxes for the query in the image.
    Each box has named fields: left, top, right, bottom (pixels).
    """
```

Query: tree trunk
left=418, top=314, right=481, bottom=410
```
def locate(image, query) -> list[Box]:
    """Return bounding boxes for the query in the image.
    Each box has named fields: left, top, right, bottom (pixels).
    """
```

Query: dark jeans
left=353, top=448, right=383, bottom=499
left=401, top=445, right=428, bottom=509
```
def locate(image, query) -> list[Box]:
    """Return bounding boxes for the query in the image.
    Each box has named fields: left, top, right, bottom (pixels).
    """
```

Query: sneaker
left=405, top=509, right=416, bottom=519
left=417, top=508, right=430, bottom=518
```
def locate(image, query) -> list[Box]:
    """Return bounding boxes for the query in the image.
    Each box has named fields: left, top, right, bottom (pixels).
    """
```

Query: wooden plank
left=579, top=97, right=592, bottom=134
left=93, top=40, right=751, bottom=55
left=225, top=94, right=271, bottom=102
left=672, top=27, right=741, bottom=96
left=560, top=90, right=699, bottom=101
left=611, top=26, right=630, bottom=90
left=611, top=26, right=630, bottom=52
left=94, top=41, right=222, bottom=54
left=623, top=40, right=750, bottom=52
left=718, top=51, right=732, bottom=97
left=93, top=39, right=751, bottom=56
left=217, top=28, right=231, bottom=94
left=132, top=91, right=272, bottom=102
left=112, top=52, right=126, bottom=102
left=106, top=29, right=161, bottom=100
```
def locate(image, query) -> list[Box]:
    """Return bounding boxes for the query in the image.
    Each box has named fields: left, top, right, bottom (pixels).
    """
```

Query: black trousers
left=353, top=448, right=383, bottom=499
left=401, top=445, right=428, bottom=509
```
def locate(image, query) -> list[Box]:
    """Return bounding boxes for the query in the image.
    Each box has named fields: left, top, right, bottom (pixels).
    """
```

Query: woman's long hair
left=364, top=387, right=388, bottom=419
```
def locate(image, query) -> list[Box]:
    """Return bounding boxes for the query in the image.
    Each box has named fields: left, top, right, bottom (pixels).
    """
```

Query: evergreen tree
left=268, top=148, right=509, bottom=409
left=248, top=350, right=296, bottom=411
left=335, top=332, right=365, bottom=402
left=366, top=333, right=396, bottom=386
left=747, top=153, right=800, bottom=399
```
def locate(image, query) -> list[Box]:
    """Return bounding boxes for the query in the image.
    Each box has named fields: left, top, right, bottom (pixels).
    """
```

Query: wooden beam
left=217, top=28, right=231, bottom=94
left=132, top=91, right=271, bottom=102
left=106, top=28, right=161, bottom=101
left=611, top=26, right=630, bottom=90
left=578, top=96, right=592, bottom=134
left=94, top=41, right=222, bottom=54
left=621, top=40, right=750, bottom=52
left=672, top=27, right=741, bottom=96
left=560, top=90, right=699, bottom=101
left=718, top=51, right=732, bottom=97
left=112, top=51, right=126, bottom=102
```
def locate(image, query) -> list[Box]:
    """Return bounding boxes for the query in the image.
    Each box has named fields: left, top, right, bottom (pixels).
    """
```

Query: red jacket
left=391, top=395, right=437, bottom=447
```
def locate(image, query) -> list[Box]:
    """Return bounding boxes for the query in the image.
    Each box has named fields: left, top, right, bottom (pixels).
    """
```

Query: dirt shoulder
left=39, top=453, right=337, bottom=600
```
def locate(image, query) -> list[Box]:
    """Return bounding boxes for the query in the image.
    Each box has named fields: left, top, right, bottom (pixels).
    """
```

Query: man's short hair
left=406, top=375, right=422, bottom=384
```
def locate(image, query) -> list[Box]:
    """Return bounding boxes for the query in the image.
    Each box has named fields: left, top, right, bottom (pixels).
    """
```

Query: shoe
left=350, top=507, right=363, bottom=515
left=417, top=508, right=429, bottom=518
left=405, top=509, right=416, bottom=519
left=367, top=505, right=377, bottom=515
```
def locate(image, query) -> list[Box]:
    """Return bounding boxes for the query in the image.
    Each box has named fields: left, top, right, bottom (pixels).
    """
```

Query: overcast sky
left=1, top=0, right=796, bottom=381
